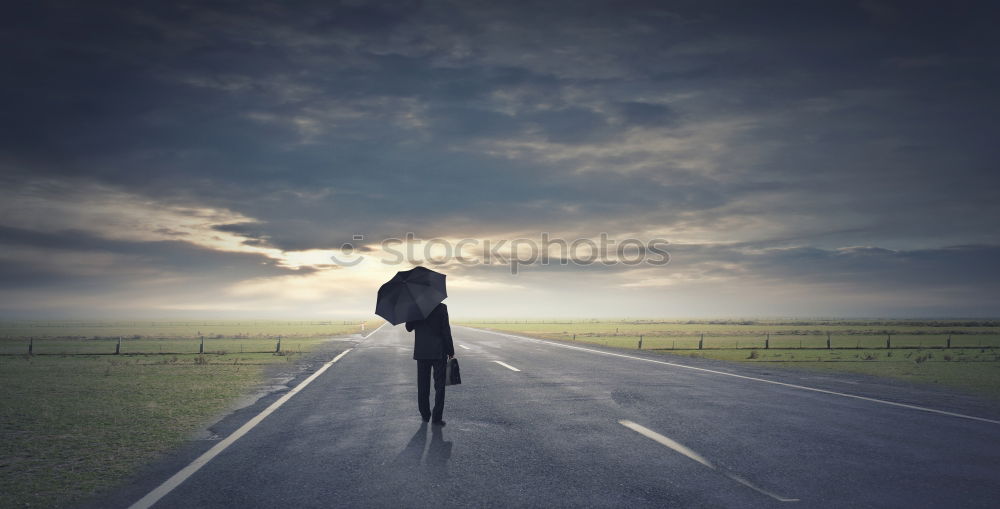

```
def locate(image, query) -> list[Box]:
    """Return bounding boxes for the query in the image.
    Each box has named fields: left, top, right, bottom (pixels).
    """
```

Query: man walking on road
left=405, top=302, right=455, bottom=425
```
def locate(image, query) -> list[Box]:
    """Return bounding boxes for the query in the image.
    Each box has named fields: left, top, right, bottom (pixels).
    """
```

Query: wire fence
left=2, top=336, right=310, bottom=356
left=6, top=329, right=1000, bottom=355
left=0, top=321, right=375, bottom=355
left=555, top=333, right=1000, bottom=351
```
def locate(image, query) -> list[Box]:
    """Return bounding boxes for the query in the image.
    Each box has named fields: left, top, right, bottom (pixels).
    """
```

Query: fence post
left=28, top=337, right=33, bottom=355
left=638, top=335, right=643, bottom=350
left=275, top=335, right=282, bottom=353
left=116, top=336, right=122, bottom=355
left=765, top=333, right=769, bottom=350
left=699, top=334, right=704, bottom=350
left=827, top=332, right=831, bottom=349
left=199, top=335, right=204, bottom=354
left=947, top=335, right=951, bottom=349
left=886, top=334, right=891, bottom=349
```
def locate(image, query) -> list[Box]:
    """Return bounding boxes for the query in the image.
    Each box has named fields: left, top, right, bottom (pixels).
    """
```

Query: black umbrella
left=375, top=266, right=448, bottom=325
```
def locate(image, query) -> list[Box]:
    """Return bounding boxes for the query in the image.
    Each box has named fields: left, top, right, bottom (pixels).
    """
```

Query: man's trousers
left=416, top=357, right=447, bottom=421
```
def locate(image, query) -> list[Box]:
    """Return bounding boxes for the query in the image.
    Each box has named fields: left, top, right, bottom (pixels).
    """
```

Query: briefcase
left=445, top=357, right=461, bottom=386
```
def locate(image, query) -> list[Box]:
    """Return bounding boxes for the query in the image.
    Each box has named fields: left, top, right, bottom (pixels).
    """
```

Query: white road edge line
left=468, top=327, right=1000, bottom=425
left=619, top=420, right=799, bottom=503
left=459, top=344, right=471, bottom=350
left=493, top=360, right=521, bottom=372
left=365, top=322, right=388, bottom=338
left=128, top=348, right=354, bottom=509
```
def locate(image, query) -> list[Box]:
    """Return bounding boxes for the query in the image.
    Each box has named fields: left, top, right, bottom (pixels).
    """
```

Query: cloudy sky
left=2, top=0, right=998, bottom=319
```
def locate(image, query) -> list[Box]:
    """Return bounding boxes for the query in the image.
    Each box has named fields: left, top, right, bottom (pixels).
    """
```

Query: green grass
left=461, top=320, right=1000, bottom=399
left=0, top=319, right=370, bottom=341
left=663, top=348, right=1000, bottom=398
left=457, top=318, right=1000, bottom=337
left=1, top=337, right=334, bottom=356
left=0, top=336, right=345, bottom=508
left=0, top=320, right=374, bottom=355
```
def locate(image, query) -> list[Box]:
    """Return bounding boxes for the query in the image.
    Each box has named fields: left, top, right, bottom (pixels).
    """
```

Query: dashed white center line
left=492, top=360, right=521, bottom=372
left=619, top=420, right=799, bottom=503
left=459, top=344, right=471, bottom=350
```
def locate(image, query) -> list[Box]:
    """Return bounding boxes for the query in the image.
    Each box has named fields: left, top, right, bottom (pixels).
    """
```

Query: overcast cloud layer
left=1, top=0, right=998, bottom=318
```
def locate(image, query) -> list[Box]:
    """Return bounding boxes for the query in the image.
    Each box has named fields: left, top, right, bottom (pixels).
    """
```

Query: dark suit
left=405, top=303, right=455, bottom=421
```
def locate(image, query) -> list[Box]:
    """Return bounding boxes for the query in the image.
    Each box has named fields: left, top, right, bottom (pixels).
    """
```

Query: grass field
left=0, top=323, right=370, bottom=509
left=0, top=320, right=370, bottom=339
left=457, top=318, right=1000, bottom=336
left=1, top=336, right=339, bottom=356
left=459, top=319, right=1000, bottom=399
left=0, top=321, right=368, bottom=355
left=666, top=348, right=1000, bottom=397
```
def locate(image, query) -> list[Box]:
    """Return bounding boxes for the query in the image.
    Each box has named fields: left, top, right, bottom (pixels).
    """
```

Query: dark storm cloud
left=528, top=108, right=611, bottom=144
left=426, top=106, right=524, bottom=139
left=662, top=242, right=1000, bottom=290
left=0, top=225, right=311, bottom=289
left=1, top=0, right=998, bottom=315
left=616, top=102, right=680, bottom=128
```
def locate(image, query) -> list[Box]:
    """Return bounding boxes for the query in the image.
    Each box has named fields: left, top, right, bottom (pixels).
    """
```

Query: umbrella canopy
left=375, top=266, right=448, bottom=325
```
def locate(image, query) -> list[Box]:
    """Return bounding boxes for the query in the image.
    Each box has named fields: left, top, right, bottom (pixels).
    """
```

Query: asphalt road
left=92, top=324, right=1000, bottom=508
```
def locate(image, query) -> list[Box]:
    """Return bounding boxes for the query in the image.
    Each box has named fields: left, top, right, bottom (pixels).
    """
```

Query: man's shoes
left=431, top=420, right=446, bottom=426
